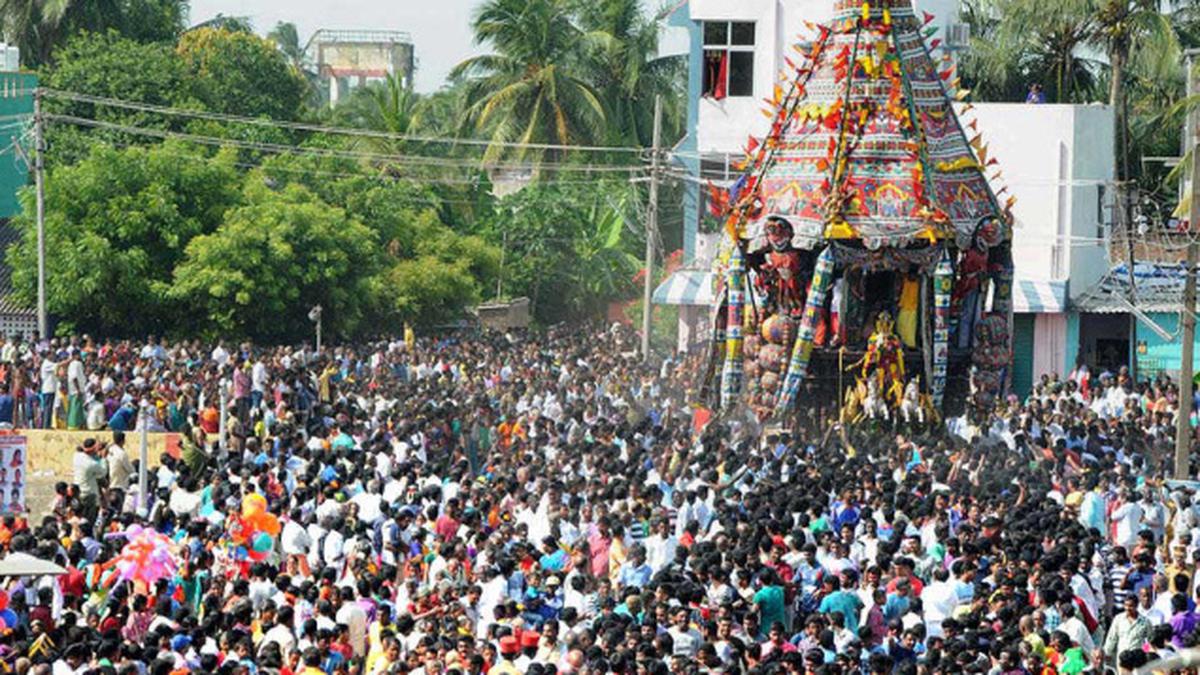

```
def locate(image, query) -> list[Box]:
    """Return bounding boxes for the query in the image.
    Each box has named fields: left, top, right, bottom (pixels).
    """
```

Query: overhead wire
left=44, top=113, right=649, bottom=176
left=77, top=135, right=639, bottom=191
left=41, top=88, right=651, bottom=156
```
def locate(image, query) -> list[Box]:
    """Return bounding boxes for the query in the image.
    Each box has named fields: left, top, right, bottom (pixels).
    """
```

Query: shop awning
left=1075, top=262, right=1200, bottom=313
left=653, top=270, right=715, bottom=306
left=1012, top=279, right=1067, bottom=313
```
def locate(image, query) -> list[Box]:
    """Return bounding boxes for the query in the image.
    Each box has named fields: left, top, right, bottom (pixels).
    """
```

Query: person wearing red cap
left=487, top=636, right=521, bottom=675
left=514, top=631, right=540, bottom=669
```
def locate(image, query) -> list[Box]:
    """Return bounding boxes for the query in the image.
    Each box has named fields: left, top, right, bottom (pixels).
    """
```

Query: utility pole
left=137, top=402, right=149, bottom=514
left=218, top=381, right=228, bottom=457
left=495, top=230, right=507, bottom=300
left=309, top=305, right=323, bottom=353
left=641, top=95, right=662, bottom=364
left=33, top=89, right=45, bottom=340
left=1176, top=51, right=1200, bottom=480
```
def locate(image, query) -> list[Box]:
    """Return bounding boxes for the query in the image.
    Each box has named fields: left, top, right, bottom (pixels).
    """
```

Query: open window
left=702, top=21, right=754, bottom=99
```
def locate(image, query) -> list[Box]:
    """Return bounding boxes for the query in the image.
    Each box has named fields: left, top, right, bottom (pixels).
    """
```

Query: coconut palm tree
left=330, top=72, right=422, bottom=157
left=572, top=0, right=685, bottom=149
left=267, top=21, right=305, bottom=71
left=959, top=0, right=1100, bottom=104
left=450, top=0, right=606, bottom=167
left=1088, top=1, right=1180, bottom=191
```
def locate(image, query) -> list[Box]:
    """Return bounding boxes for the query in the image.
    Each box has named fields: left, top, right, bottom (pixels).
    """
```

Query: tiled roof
left=1074, top=262, right=1197, bottom=314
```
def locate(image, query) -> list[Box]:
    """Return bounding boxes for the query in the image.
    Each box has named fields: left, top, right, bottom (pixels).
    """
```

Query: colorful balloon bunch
left=228, top=493, right=281, bottom=562
left=110, top=524, right=177, bottom=586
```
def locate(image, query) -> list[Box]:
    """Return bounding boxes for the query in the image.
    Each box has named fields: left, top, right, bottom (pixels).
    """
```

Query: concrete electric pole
left=641, top=95, right=662, bottom=364
left=1176, top=51, right=1200, bottom=479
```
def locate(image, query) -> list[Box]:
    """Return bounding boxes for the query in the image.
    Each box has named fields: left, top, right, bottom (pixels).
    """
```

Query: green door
left=1011, top=313, right=1035, bottom=399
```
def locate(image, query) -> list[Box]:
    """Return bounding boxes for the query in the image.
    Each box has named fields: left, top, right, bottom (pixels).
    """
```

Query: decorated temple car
left=703, top=0, right=1016, bottom=427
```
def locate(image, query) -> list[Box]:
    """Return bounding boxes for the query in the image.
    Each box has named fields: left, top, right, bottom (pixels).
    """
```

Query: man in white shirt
left=1111, top=490, right=1144, bottom=549
left=38, top=355, right=57, bottom=428
left=107, top=431, right=135, bottom=489
left=350, top=482, right=383, bottom=524
left=644, top=518, right=678, bottom=573
left=921, top=568, right=959, bottom=638
left=211, top=341, right=231, bottom=368
left=666, top=607, right=703, bottom=658
left=334, top=586, right=368, bottom=658
left=251, top=357, right=269, bottom=411
left=280, top=510, right=312, bottom=558
left=1057, top=602, right=1096, bottom=659
left=259, top=606, right=297, bottom=657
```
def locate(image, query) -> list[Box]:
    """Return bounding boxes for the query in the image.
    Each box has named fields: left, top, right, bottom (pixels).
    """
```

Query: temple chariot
left=702, top=0, right=1015, bottom=427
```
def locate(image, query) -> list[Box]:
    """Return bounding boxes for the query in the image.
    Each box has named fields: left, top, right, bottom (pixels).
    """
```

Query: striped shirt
left=1109, top=563, right=1132, bottom=608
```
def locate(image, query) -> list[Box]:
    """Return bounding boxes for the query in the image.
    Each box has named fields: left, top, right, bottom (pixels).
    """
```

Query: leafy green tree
left=41, top=31, right=194, bottom=163
left=5, top=141, right=242, bottom=335
left=177, top=27, right=305, bottom=120
left=572, top=0, right=686, bottom=148
left=0, top=0, right=184, bottom=66
left=266, top=21, right=305, bottom=72
left=329, top=73, right=422, bottom=155
left=1088, top=0, right=1180, bottom=189
left=383, top=255, right=484, bottom=327
left=960, top=0, right=1100, bottom=104
left=485, top=180, right=640, bottom=322
left=377, top=219, right=500, bottom=328
left=170, top=181, right=379, bottom=340
left=451, top=0, right=606, bottom=164
left=107, top=0, right=185, bottom=44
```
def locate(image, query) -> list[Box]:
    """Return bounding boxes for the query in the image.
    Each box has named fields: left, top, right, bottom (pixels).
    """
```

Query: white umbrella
left=0, top=552, right=66, bottom=577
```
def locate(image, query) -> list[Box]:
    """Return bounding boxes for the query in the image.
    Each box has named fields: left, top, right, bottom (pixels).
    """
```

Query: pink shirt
left=588, top=531, right=611, bottom=578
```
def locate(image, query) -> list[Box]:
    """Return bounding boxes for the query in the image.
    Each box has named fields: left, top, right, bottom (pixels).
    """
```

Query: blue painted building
left=1075, top=263, right=1200, bottom=382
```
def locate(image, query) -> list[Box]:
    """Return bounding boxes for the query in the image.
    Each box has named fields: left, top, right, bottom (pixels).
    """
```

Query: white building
left=655, top=0, right=1115, bottom=395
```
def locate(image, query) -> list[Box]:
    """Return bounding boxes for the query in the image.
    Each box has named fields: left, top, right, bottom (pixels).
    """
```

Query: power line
left=44, top=113, right=648, bottom=176
left=42, top=88, right=651, bottom=156
left=89, top=135, right=647, bottom=192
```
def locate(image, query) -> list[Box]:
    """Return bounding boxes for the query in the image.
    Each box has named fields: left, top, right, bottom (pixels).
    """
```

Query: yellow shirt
left=608, top=537, right=628, bottom=583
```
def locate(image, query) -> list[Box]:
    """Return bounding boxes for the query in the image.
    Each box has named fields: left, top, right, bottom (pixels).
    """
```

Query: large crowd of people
left=0, top=325, right=1194, bottom=675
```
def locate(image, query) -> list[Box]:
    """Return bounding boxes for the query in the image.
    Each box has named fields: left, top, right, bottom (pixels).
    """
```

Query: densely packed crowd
left=0, top=326, right=1195, bottom=675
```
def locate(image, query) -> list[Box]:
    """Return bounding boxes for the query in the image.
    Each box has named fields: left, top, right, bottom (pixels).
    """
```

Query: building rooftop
left=307, top=29, right=412, bottom=48
left=1074, top=262, right=1198, bottom=314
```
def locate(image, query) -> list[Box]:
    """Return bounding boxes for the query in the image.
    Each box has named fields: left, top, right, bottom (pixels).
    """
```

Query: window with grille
left=702, top=22, right=755, bottom=99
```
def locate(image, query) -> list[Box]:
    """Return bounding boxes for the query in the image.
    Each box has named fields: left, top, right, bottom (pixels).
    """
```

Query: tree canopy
left=7, top=0, right=686, bottom=340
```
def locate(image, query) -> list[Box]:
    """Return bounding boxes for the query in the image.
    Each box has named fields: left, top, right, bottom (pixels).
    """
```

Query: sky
left=187, top=0, right=484, bottom=93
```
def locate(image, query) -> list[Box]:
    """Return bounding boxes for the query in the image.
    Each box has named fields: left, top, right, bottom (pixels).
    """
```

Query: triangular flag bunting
left=923, top=11, right=935, bottom=24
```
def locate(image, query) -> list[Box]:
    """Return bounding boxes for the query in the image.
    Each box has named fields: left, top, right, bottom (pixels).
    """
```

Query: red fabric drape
left=714, top=52, right=729, bottom=100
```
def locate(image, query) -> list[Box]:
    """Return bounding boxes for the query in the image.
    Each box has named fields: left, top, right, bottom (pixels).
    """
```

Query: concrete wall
left=689, top=0, right=962, bottom=157
left=962, top=103, right=1113, bottom=296
left=1034, top=312, right=1069, bottom=378
left=20, top=429, right=180, bottom=516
